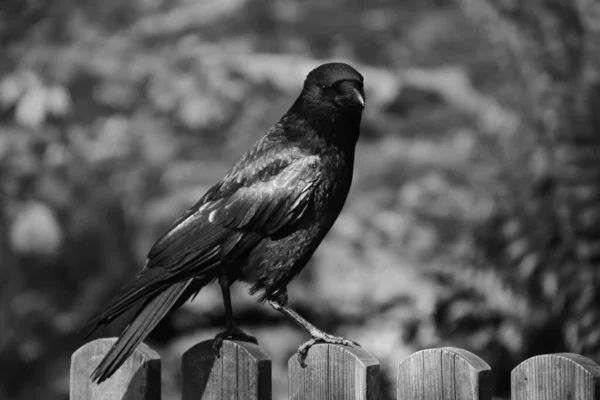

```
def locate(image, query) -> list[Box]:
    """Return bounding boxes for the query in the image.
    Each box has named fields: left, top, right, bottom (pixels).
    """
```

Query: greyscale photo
left=1, top=1, right=598, bottom=399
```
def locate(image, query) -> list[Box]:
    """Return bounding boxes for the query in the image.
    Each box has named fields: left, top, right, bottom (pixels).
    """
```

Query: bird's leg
left=213, top=274, right=257, bottom=356
left=268, top=290, right=360, bottom=367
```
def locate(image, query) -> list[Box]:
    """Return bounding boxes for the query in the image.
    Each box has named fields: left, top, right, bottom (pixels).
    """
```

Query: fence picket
left=70, top=337, right=160, bottom=400
left=397, top=347, right=491, bottom=400
left=512, top=353, right=600, bottom=400
left=181, top=339, right=272, bottom=400
left=288, top=343, right=380, bottom=400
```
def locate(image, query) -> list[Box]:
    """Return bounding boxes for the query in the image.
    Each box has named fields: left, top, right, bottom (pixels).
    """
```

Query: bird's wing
left=201, top=153, right=322, bottom=234
left=147, top=142, right=322, bottom=270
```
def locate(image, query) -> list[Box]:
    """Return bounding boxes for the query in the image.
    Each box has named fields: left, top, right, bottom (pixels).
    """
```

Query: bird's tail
left=90, top=279, right=193, bottom=383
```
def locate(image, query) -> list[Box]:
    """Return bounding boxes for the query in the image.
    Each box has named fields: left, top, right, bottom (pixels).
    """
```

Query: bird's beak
left=350, top=87, right=365, bottom=108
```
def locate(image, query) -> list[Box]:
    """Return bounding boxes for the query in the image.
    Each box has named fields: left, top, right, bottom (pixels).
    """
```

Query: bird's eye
left=317, top=83, right=327, bottom=89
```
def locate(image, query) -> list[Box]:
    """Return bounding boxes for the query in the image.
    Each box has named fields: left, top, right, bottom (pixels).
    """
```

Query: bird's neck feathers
left=284, top=93, right=362, bottom=149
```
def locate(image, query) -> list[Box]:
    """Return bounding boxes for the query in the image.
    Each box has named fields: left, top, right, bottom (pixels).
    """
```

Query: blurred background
left=2, top=0, right=600, bottom=399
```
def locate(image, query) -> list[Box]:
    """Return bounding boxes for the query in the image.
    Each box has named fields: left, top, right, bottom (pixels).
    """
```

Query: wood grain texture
left=70, top=337, right=160, bottom=400
left=397, top=347, right=491, bottom=400
left=288, top=343, right=380, bottom=400
left=512, top=353, right=600, bottom=400
left=181, top=340, right=271, bottom=400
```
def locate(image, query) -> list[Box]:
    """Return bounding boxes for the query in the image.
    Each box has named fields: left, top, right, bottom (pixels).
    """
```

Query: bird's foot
left=296, top=332, right=360, bottom=367
left=213, top=325, right=258, bottom=357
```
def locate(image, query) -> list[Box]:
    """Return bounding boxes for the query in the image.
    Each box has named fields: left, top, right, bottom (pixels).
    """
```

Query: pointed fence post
left=70, top=337, right=161, bottom=400
left=397, top=347, right=491, bottom=400
left=288, top=343, right=380, bottom=400
left=512, top=353, right=600, bottom=400
left=181, top=339, right=272, bottom=400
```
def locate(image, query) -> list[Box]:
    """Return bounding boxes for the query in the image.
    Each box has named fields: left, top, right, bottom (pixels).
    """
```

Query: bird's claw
left=296, top=333, right=361, bottom=367
left=213, top=326, right=258, bottom=357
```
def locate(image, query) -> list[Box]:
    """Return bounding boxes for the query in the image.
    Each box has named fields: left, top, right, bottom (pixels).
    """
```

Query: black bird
left=83, top=62, right=366, bottom=383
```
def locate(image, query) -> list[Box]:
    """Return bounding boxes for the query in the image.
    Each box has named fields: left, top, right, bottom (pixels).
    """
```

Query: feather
left=90, top=279, right=193, bottom=383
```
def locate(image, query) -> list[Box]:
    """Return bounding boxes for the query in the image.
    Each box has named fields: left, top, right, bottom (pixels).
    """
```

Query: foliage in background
left=2, top=0, right=599, bottom=399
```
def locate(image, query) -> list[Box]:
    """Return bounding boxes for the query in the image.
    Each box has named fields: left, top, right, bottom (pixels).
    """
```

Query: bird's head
left=301, top=62, right=365, bottom=113
left=289, top=63, right=365, bottom=136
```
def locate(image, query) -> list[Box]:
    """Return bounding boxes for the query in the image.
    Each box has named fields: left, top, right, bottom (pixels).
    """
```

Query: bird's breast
left=312, top=151, right=354, bottom=214
left=240, top=150, right=355, bottom=298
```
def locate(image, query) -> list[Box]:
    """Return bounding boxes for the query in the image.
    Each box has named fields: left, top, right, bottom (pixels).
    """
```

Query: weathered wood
left=512, top=353, right=600, bottom=400
left=288, top=343, right=380, bottom=400
left=181, top=339, right=271, bottom=400
left=397, top=347, right=491, bottom=400
left=70, top=337, right=161, bottom=400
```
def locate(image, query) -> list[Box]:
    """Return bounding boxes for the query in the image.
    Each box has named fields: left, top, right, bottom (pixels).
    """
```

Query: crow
left=83, top=62, right=366, bottom=383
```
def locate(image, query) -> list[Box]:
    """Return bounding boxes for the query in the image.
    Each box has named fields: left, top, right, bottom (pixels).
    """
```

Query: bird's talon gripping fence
left=70, top=338, right=600, bottom=399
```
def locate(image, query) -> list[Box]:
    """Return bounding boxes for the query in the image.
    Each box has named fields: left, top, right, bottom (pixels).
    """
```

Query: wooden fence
left=70, top=338, right=600, bottom=399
